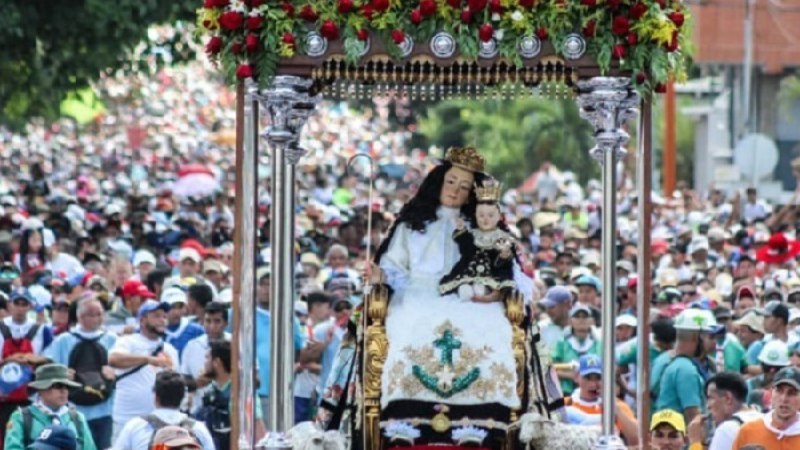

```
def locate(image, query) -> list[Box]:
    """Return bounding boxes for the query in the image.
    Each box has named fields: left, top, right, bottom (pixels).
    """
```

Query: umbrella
left=172, top=165, right=219, bottom=198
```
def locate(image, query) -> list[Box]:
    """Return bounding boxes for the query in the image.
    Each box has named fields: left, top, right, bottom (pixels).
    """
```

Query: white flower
left=494, top=28, right=505, bottom=40
left=492, top=12, right=501, bottom=21
left=229, top=0, right=247, bottom=13
left=511, top=10, right=524, bottom=21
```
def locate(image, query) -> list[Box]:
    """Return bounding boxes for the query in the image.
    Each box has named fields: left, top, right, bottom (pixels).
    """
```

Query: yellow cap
left=650, top=409, right=686, bottom=433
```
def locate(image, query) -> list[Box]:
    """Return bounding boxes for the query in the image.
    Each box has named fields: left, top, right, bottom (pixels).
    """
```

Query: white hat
left=689, top=235, right=709, bottom=255
left=21, top=217, right=44, bottom=231
left=758, top=340, right=790, bottom=367
left=789, top=308, right=800, bottom=324
left=28, top=284, right=52, bottom=308
left=674, top=309, right=718, bottom=332
left=161, top=287, right=188, bottom=305
left=133, top=250, right=157, bottom=267
left=42, top=228, right=55, bottom=248
left=104, top=203, right=123, bottom=216
left=178, top=247, right=202, bottom=263
left=615, top=314, right=638, bottom=328
left=218, top=288, right=232, bottom=304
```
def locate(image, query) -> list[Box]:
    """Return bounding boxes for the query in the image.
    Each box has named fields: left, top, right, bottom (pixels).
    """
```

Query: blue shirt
left=313, top=320, right=345, bottom=399
left=256, top=307, right=305, bottom=397
left=166, top=319, right=205, bottom=357
left=654, top=355, right=705, bottom=415
left=43, top=329, right=118, bottom=421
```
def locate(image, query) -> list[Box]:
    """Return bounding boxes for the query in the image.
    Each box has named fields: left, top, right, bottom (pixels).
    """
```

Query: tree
left=416, top=95, right=598, bottom=187
left=0, top=0, right=198, bottom=129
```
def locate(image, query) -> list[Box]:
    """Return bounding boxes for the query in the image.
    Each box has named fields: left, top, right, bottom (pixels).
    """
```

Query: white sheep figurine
left=517, top=412, right=602, bottom=450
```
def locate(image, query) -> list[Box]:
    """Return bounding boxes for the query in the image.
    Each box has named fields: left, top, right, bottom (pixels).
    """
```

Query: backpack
left=67, top=332, right=114, bottom=406
left=143, top=414, right=197, bottom=450
left=0, top=322, right=40, bottom=403
left=196, top=384, right=231, bottom=450
left=20, top=405, right=85, bottom=449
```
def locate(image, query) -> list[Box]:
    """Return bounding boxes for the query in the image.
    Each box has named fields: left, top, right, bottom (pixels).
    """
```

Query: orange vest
left=732, top=417, right=800, bottom=450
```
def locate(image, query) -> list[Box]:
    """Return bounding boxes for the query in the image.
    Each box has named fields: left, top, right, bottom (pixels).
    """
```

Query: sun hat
left=28, top=364, right=80, bottom=390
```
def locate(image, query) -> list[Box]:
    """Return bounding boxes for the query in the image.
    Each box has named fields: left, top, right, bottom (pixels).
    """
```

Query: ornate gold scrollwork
left=506, top=290, right=526, bottom=422
left=364, top=283, right=389, bottom=450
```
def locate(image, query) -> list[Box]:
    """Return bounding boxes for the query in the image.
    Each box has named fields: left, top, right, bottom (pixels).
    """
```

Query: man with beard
left=732, top=367, right=800, bottom=448
left=108, top=300, right=179, bottom=440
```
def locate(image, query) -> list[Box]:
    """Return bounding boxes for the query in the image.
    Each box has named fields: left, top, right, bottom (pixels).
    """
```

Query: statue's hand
left=364, top=262, right=385, bottom=285
left=472, top=289, right=501, bottom=303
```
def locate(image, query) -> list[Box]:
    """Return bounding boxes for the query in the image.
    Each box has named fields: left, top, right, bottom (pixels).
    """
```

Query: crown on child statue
left=475, top=178, right=502, bottom=203
left=444, top=146, right=485, bottom=173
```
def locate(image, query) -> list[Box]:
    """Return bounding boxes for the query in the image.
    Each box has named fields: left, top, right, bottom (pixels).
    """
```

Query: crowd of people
left=1, top=41, right=800, bottom=450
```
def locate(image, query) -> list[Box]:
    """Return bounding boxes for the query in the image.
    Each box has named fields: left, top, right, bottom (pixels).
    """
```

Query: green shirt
left=4, top=405, right=96, bottom=450
left=716, top=335, right=749, bottom=374
left=617, top=336, right=665, bottom=368
left=552, top=336, right=601, bottom=396
left=654, top=355, right=705, bottom=416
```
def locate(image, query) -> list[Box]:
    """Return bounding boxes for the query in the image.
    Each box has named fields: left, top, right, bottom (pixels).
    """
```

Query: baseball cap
left=615, top=314, right=638, bottom=328
left=178, top=247, right=202, bottom=263
left=713, top=306, right=732, bottom=320
left=650, top=409, right=686, bottom=433
left=758, top=340, right=790, bottom=367
left=294, top=300, right=308, bottom=316
left=570, top=303, right=592, bottom=318
left=133, top=250, right=157, bottom=267
left=578, top=354, right=602, bottom=377
left=539, top=286, right=572, bottom=308
left=137, top=300, right=171, bottom=319
left=29, top=425, right=78, bottom=450
left=765, top=300, right=790, bottom=323
left=616, top=260, right=635, bottom=275
left=772, top=367, right=800, bottom=390
left=257, top=266, right=271, bottom=281
left=151, top=425, right=200, bottom=449
left=574, top=275, right=602, bottom=293
left=161, top=287, right=188, bottom=305
left=733, top=311, right=765, bottom=335
left=202, top=259, right=225, bottom=274
left=121, top=279, right=156, bottom=299
left=737, top=285, right=756, bottom=299
left=9, top=287, right=35, bottom=304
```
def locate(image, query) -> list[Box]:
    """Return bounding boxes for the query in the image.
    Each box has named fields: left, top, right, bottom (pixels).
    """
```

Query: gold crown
left=444, top=146, right=485, bottom=173
left=474, top=178, right=503, bottom=203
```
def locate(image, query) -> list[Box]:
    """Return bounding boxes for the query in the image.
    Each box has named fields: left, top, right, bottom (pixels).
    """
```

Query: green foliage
left=650, top=95, right=697, bottom=186
left=416, top=94, right=598, bottom=187
left=0, top=0, right=198, bottom=129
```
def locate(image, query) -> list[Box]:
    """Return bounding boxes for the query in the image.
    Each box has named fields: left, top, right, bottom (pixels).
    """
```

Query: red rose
left=213, top=0, right=229, bottom=7
left=201, top=19, right=216, bottom=30
left=245, top=33, right=259, bottom=53
left=636, top=72, right=647, bottom=84
left=219, top=11, right=244, bottom=31
left=629, top=3, right=647, bottom=19
left=461, top=9, right=472, bottom=22
left=205, top=36, right=223, bottom=55
left=320, top=20, right=340, bottom=40
left=420, top=0, right=437, bottom=16
left=656, top=0, right=667, bottom=9
left=231, top=41, right=243, bottom=54
left=447, top=0, right=461, bottom=7
left=300, top=5, right=318, bottom=21
left=391, top=29, right=405, bottom=44
left=668, top=11, right=684, bottom=27
left=611, top=16, right=630, bottom=36
left=236, top=64, right=254, bottom=79
left=665, top=32, right=679, bottom=52
left=535, top=27, right=548, bottom=40
left=612, top=44, right=627, bottom=59
left=655, top=83, right=667, bottom=93
left=519, top=0, right=535, bottom=7
left=250, top=0, right=264, bottom=6
left=373, top=0, right=390, bottom=12
left=627, top=32, right=638, bottom=45
left=282, top=2, right=295, bottom=16
left=282, top=32, right=296, bottom=48
left=479, top=23, right=493, bottom=42
left=203, top=0, right=215, bottom=9
left=356, top=29, right=369, bottom=41
left=468, top=0, right=488, bottom=13
left=582, top=20, right=597, bottom=37
left=246, top=16, right=263, bottom=31
left=489, top=0, right=503, bottom=13
left=581, top=0, right=596, bottom=6
left=362, top=4, right=374, bottom=19
left=411, top=9, right=423, bottom=24
left=339, top=0, right=354, bottom=13
left=607, top=0, right=621, bottom=9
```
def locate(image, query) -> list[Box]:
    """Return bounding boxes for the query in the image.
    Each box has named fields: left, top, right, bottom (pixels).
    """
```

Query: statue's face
left=475, top=203, right=499, bottom=231
left=440, top=166, right=474, bottom=208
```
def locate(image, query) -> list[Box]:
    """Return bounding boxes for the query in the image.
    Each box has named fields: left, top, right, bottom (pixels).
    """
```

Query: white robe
left=379, top=206, right=532, bottom=411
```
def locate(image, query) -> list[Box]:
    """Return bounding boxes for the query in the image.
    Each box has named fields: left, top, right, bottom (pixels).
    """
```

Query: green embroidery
left=412, top=365, right=481, bottom=398
left=434, top=330, right=462, bottom=366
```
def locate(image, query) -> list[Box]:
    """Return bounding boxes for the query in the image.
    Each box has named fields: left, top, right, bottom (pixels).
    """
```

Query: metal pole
left=742, top=0, right=755, bottom=137
left=232, top=79, right=259, bottom=450
left=636, top=100, right=653, bottom=447
left=577, top=77, right=638, bottom=450
left=257, top=76, right=319, bottom=450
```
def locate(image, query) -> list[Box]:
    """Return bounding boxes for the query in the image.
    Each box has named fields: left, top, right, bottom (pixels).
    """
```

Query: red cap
left=180, top=239, right=207, bottom=258
left=627, top=275, right=638, bottom=289
left=121, top=279, right=155, bottom=299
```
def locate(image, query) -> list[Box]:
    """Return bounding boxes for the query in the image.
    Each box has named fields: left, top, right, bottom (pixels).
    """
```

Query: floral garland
left=197, top=0, right=690, bottom=93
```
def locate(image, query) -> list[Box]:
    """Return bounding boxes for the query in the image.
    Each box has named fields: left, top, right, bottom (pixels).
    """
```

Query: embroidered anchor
left=412, top=327, right=480, bottom=398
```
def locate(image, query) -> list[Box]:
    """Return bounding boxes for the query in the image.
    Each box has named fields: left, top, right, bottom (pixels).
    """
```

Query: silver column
left=235, top=79, right=260, bottom=450
left=256, top=76, right=319, bottom=449
left=576, top=77, right=639, bottom=450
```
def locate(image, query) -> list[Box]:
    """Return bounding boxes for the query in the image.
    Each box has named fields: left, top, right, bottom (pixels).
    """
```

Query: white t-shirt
left=113, top=407, right=216, bottom=450
left=0, top=317, right=47, bottom=358
left=709, top=410, right=762, bottom=450
left=110, top=333, right=179, bottom=428
left=180, top=332, right=230, bottom=414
